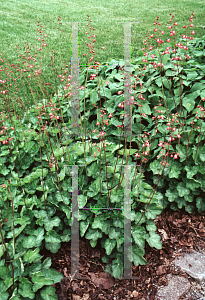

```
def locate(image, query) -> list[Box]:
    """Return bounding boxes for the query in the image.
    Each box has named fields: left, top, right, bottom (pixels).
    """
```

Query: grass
left=0, top=0, right=205, bottom=116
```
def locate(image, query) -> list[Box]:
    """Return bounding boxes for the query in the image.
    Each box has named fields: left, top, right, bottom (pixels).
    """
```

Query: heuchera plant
left=0, top=11, right=205, bottom=298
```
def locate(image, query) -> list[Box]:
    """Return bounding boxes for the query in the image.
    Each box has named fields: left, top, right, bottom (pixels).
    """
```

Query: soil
left=39, top=206, right=205, bottom=300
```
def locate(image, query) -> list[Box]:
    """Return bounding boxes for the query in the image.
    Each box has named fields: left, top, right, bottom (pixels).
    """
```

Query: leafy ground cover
left=39, top=208, right=205, bottom=299
left=0, top=9, right=205, bottom=299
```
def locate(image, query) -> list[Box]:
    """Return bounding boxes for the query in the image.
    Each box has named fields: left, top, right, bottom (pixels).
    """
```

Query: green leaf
left=1, top=166, right=10, bottom=176
left=40, top=286, right=58, bottom=300
left=0, top=243, right=8, bottom=259
left=92, top=215, right=112, bottom=233
left=43, top=214, right=60, bottom=231
left=34, top=227, right=45, bottom=247
left=7, top=224, right=27, bottom=239
left=18, top=277, right=35, bottom=299
left=116, top=236, right=124, bottom=250
left=45, top=230, right=61, bottom=244
left=68, top=141, right=91, bottom=157
left=104, top=238, right=116, bottom=255
left=199, top=146, right=205, bottom=162
left=57, top=166, right=66, bottom=181
left=144, top=203, right=163, bottom=219
left=32, top=209, right=47, bottom=219
left=196, top=174, right=205, bottom=192
left=9, top=295, right=21, bottom=300
left=187, top=71, right=198, bottom=81
left=78, top=194, right=87, bottom=208
left=146, top=220, right=157, bottom=232
left=184, top=165, right=199, bottom=179
left=109, top=82, right=120, bottom=95
left=78, top=209, right=88, bottom=221
left=105, top=264, right=112, bottom=276
left=134, top=212, right=146, bottom=225
left=132, top=245, right=147, bottom=266
left=155, top=77, right=162, bottom=87
left=80, top=220, right=89, bottom=237
left=184, top=193, right=194, bottom=203
left=23, top=248, right=42, bottom=264
left=41, top=268, right=63, bottom=284
left=91, top=217, right=104, bottom=231
left=137, top=49, right=144, bottom=57
left=165, top=189, right=178, bottom=202
left=146, top=231, right=162, bottom=249
left=149, top=160, right=168, bottom=176
left=108, top=227, right=121, bottom=240
left=53, top=146, right=67, bottom=158
left=0, top=277, right=12, bottom=296
left=55, top=191, right=70, bottom=206
left=41, top=257, right=52, bottom=270
left=200, top=89, right=205, bottom=99
left=177, top=144, right=193, bottom=162
left=190, top=82, right=204, bottom=92
left=0, top=266, right=10, bottom=281
left=90, top=90, right=98, bottom=105
left=156, top=88, right=164, bottom=98
left=118, top=148, right=137, bottom=156
left=182, top=95, right=196, bottom=112
left=45, top=242, right=61, bottom=253
left=79, top=74, right=85, bottom=87
left=31, top=273, right=54, bottom=293
left=29, top=114, right=38, bottom=125
left=175, top=197, right=186, bottom=209
left=24, top=141, right=36, bottom=153
left=132, top=226, right=146, bottom=250
left=111, top=259, right=123, bottom=279
left=162, top=54, right=170, bottom=67
left=177, top=182, right=190, bottom=197
left=113, top=218, right=124, bottom=228
left=22, top=168, right=48, bottom=184
left=85, top=228, right=103, bottom=241
left=101, top=255, right=109, bottom=264
left=61, top=228, right=71, bottom=242
left=90, top=240, right=97, bottom=247
left=22, top=235, right=37, bottom=249
left=185, top=203, right=195, bottom=213
left=139, top=102, right=152, bottom=115
left=196, top=197, right=205, bottom=213
left=169, top=164, right=182, bottom=178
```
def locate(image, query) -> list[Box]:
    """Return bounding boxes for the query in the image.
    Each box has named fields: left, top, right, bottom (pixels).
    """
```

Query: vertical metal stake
left=71, top=165, right=79, bottom=279
left=123, top=164, right=132, bottom=278
left=71, top=22, right=80, bottom=137
left=71, top=165, right=88, bottom=280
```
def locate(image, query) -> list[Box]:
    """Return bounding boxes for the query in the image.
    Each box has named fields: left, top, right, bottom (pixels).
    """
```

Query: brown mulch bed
left=39, top=206, right=205, bottom=300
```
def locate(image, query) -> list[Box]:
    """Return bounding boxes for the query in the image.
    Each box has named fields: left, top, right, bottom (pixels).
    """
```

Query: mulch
left=39, top=206, right=205, bottom=300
